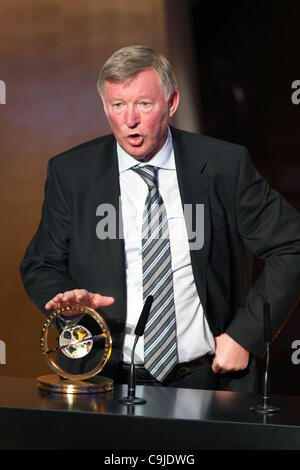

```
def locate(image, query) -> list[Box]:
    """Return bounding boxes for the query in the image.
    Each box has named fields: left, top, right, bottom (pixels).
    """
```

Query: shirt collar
left=117, top=126, right=175, bottom=173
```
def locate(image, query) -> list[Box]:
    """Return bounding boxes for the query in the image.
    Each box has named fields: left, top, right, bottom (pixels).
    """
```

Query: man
left=20, top=45, right=300, bottom=392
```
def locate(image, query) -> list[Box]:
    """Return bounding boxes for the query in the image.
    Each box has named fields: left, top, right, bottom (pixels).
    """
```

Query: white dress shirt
left=117, top=128, right=215, bottom=364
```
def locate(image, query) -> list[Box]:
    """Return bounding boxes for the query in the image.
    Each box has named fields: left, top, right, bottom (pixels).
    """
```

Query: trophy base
left=36, top=374, right=113, bottom=394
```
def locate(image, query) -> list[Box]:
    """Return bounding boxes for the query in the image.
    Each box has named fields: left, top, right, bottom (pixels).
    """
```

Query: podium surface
left=0, top=376, right=300, bottom=450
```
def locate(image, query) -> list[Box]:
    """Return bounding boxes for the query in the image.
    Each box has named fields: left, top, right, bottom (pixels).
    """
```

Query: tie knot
left=132, top=165, right=158, bottom=188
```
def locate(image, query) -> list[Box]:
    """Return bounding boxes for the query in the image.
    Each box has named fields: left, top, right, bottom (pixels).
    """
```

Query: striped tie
left=132, top=165, right=177, bottom=382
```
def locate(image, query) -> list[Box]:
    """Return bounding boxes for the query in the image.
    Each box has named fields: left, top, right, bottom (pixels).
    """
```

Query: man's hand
left=212, top=333, right=250, bottom=374
left=45, top=289, right=115, bottom=316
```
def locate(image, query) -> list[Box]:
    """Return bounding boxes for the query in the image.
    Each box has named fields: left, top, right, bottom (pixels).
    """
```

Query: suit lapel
left=89, top=136, right=126, bottom=287
left=171, top=127, right=211, bottom=308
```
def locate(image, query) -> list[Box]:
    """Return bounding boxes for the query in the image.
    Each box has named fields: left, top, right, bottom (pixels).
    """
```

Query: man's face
left=101, top=68, right=179, bottom=162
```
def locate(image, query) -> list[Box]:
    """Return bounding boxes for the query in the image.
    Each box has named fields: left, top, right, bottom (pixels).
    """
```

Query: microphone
left=134, top=295, right=153, bottom=337
left=118, top=295, right=154, bottom=405
left=250, top=302, right=279, bottom=414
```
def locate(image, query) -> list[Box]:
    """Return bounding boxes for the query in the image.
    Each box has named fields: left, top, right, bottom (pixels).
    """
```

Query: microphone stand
left=118, top=296, right=153, bottom=405
left=118, top=335, right=146, bottom=405
left=250, top=303, right=279, bottom=414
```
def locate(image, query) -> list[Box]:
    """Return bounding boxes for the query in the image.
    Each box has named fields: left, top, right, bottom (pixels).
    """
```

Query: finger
left=76, top=289, right=90, bottom=301
left=45, top=293, right=64, bottom=310
left=61, top=289, right=89, bottom=305
left=211, top=360, right=219, bottom=374
left=45, top=291, right=77, bottom=312
left=212, top=359, right=239, bottom=374
left=57, top=290, right=88, bottom=316
left=89, top=293, right=115, bottom=308
left=56, top=292, right=114, bottom=316
left=45, top=301, right=56, bottom=310
left=45, top=291, right=115, bottom=312
left=61, top=291, right=76, bottom=303
left=211, top=358, right=226, bottom=374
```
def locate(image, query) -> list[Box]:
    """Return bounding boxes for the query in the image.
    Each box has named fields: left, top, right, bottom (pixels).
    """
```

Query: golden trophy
left=37, top=305, right=113, bottom=394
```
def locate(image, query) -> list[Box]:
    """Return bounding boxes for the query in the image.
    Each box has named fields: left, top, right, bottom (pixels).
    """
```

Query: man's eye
left=113, top=103, right=122, bottom=109
left=140, top=102, right=151, bottom=107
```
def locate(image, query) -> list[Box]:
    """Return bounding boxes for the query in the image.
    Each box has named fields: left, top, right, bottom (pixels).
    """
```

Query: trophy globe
left=37, top=305, right=113, bottom=394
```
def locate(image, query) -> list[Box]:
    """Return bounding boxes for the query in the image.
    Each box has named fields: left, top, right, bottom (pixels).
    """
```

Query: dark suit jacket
left=20, top=127, right=300, bottom=377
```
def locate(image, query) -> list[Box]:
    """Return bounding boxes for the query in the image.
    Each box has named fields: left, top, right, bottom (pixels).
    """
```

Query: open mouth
left=127, top=134, right=144, bottom=146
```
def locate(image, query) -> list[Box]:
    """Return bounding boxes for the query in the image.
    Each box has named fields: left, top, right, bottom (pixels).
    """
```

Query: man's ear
left=168, top=90, right=180, bottom=118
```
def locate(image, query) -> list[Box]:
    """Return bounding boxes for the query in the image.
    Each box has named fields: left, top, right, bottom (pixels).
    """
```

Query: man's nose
left=124, top=105, right=140, bottom=128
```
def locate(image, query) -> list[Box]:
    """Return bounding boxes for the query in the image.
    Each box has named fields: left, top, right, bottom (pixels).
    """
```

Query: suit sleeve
left=20, top=158, right=77, bottom=314
left=226, top=150, right=300, bottom=355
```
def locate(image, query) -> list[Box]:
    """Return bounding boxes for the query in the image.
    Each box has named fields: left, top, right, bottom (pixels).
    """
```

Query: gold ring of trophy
left=36, top=305, right=113, bottom=394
